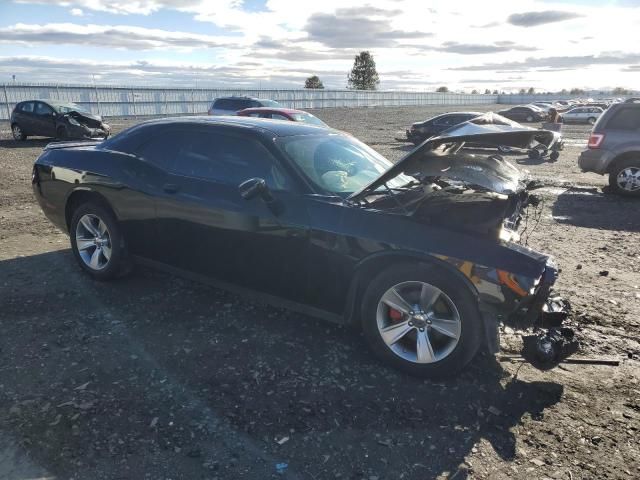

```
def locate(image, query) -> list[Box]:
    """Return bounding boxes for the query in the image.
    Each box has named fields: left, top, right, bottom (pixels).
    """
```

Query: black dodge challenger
left=32, top=115, right=575, bottom=377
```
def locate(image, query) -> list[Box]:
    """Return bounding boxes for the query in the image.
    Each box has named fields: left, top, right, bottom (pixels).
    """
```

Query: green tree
left=612, top=87, right=629, bottom=95
left=527, top=87, right=535, bottom=94
left=560, top=88, right=568, bottom=94
left=493, top=89, right=499, bottom=94
left=436, top=86, right=449, bottom=93
left=347, top=51, right=380, bottom=90
left=304, top=75, right=324, bottom=89
left=471, top=89, right=478, bottom=94
left=484, top=89, right=491, bottom=95
left=570, top=87, right=585, bottom=95
left=519, top=88, right=526, bottom=94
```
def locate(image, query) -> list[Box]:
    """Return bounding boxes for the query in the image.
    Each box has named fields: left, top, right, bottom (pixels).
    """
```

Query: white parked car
left=560, top=106, right=604, bottom=124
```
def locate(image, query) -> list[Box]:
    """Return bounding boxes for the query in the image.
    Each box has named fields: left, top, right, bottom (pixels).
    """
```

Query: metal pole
left=131, top=88, right=137, bottom=119
left=94, top=79, right=101, bottom=116
left=2, top=84, right=11, bottom=121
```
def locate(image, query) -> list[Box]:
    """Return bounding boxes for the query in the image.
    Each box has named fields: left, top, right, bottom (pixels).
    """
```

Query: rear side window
left=19, top=102, right=34, bottom=113
left=213, top=99, right=231, bottom=110
left=606, top=108, right=640, bottom=130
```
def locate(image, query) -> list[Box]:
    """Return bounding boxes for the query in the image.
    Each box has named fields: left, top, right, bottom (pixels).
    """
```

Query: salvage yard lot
left=1, top=105, right=639, bottom=479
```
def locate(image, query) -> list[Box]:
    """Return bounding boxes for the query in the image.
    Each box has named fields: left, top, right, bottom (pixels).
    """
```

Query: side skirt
left=131, top=255, right=346, bottom=326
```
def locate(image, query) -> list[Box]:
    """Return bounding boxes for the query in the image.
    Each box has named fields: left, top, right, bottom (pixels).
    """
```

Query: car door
left=152, top=126, right=312, bottom=302
left=15, top=101, right=36, bottom=134
left=33, top=102, right=57, bottom=137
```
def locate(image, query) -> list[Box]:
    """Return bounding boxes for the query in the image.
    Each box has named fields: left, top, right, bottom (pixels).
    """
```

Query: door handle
left=163, top=183, right=179, bottom=194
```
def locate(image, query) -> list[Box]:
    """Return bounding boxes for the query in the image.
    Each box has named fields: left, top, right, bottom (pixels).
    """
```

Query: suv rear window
left=214, top=98, right=256, bottom=111
left=606, top=108, right=640, bottom=130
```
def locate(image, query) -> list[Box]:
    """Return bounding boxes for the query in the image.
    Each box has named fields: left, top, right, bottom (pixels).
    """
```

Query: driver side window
left=140, top=128, right=291, bottom=190
left=35, top=102, right=54, bottom=116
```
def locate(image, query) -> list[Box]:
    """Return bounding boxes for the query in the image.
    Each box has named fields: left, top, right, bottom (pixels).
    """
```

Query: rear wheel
left=609, top=158, right=640, bottom=196
left=11, top=123, right=26, bottom=141
left=361, top=264, right=482, bottom=378
left=70, top=202, right=131, bottom=280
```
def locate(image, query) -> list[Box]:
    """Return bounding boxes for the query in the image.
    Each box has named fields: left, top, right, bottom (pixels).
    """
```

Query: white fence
left=1, top=83, right=501, bottom=120
left=0, top=83, right=618, bottom=120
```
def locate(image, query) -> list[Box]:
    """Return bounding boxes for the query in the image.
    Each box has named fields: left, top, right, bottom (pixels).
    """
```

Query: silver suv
left=578, top=98, right=640, bottom=196
left=207, top=96, right=281, bottom=116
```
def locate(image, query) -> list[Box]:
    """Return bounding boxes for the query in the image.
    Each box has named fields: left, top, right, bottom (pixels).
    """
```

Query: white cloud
left=4, top=0, right=640, bottom=90
left=69, top=7, right=83, bottom=16
left=0, top=23, right=241, bottom=50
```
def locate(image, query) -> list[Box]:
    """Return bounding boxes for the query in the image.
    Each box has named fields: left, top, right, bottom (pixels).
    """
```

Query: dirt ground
left=0, top=105, right=638, bottom=480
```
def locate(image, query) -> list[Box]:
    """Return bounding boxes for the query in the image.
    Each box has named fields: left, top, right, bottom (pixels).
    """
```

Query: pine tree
left=347, top=51, right=380, bottom=90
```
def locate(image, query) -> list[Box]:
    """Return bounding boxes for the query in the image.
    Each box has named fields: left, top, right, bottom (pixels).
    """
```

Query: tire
left=549, top=151, right=560, bottom=162
left=361, top=263, right=482, bottom=378
left=608, top=157, right=640, bottom=197
left=69, top=202, right=131, bottom=280
left=56, top=126, right=68, bottom=140
left=526, top=115, right=534, bottom=122
left=528, top=149, right=541, bottom=160
left=588, top=117, right=596, bottom=125
left=11, top=123, right=26, bottom=141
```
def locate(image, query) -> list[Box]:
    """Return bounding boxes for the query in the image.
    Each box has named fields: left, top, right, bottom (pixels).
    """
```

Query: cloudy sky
left=0, top=0, right=638, bottom=91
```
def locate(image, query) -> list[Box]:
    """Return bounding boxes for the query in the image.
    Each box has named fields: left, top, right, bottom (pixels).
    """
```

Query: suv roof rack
left=623, top=97, right=640, bottom=104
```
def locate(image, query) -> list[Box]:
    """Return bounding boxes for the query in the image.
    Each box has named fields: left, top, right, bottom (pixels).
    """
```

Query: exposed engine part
left=521, top=327, right=579, bottom=371
left=540, top=296, right=571, bottom=328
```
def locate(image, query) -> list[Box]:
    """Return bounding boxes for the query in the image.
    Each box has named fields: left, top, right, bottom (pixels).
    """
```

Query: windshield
left=53, top=102, right=91, bottom=114
left=260, top=100, right=281, bottom=108
left=290, top=113, right=327, bottom=127
left=278, top=134, right=413, bottom=196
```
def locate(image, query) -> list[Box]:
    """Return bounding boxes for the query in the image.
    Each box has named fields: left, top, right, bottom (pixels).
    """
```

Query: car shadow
left=0, top=137, right=54, bottom=148
left=552, top=188, right=640, bottom=232
left=0, top=250, right=564, bottom=479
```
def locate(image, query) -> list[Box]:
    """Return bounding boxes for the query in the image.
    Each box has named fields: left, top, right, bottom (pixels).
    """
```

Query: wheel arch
left=607, top=150, right=640, bottom=173
left=343, top=251, right=480, bottom=327
left=64, top=188, right=118, bottom=231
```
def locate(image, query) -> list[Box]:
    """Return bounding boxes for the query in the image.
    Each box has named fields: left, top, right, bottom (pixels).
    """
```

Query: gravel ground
left=1, top=105, right=639, bottom=480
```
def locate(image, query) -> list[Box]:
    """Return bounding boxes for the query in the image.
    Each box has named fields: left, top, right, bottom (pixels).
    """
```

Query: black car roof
left=117, top=115, right=330, bottom=139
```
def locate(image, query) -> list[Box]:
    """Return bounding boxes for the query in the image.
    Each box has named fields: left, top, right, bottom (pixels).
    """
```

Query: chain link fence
left=1, top=83, right=502, bottom=120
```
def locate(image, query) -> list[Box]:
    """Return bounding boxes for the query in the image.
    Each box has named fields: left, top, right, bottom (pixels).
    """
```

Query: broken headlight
left=498, top=226, right=520, bottom=243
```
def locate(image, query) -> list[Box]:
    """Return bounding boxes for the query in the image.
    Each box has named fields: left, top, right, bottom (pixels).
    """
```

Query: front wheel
left=56, top=126, right=68, bottom=140
left=361, top=264, right=482, bottom=378
left=609, top=158, right=640, bottom=196
left=70, top=202, right=131, bottom=280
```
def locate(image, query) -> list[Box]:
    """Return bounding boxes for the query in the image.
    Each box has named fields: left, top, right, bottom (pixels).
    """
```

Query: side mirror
left=238, top=177, right=282, bottom=215
left=239, top=177, right=270, bottom=201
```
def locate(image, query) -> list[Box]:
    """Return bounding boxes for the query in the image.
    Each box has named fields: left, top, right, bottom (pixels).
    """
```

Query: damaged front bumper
left=503, top=260, right=579, bottom=370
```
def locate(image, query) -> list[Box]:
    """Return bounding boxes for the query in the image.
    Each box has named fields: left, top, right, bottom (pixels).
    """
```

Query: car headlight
left=68, top=117, right=82, bottom=127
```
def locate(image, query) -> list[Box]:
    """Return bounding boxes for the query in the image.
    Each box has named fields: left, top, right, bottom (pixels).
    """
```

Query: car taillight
left=588, top=133, right=605, bottom=149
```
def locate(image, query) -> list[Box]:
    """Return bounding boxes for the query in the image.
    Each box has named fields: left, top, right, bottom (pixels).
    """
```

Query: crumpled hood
left=65, top=110, right=104, bottom=126
left=349, top=112, right=558, bottom=201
